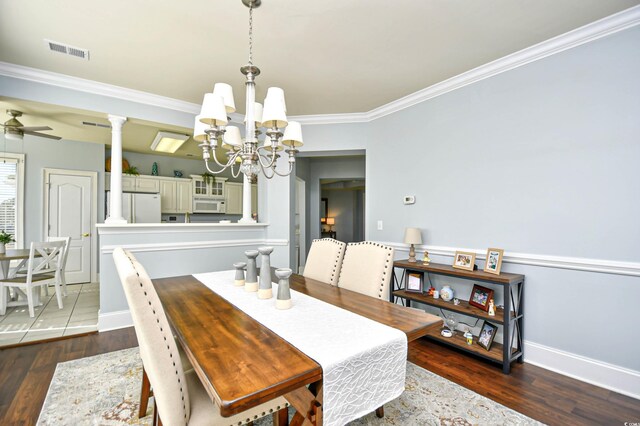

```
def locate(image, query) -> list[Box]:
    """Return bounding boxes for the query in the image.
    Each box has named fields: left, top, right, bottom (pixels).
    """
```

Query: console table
left=392, top=259, right=525, bottom=373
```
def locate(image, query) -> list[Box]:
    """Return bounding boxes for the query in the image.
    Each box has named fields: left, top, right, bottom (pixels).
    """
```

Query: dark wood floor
left=0, top=328, right=638, bottom=425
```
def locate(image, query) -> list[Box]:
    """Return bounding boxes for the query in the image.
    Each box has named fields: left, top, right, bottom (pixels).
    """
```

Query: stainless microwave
left=193, top=197, right=226, bottom=214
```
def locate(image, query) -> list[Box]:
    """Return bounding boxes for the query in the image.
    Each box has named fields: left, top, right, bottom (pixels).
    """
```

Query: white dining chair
left=112, top=248, right=289, bottom=426
left=0, top=241, right=65, bottom=318
left=303, top=238, right=346, bottom=286
left=337, top=241, right=395, bottom=299
left=45, top=236, right=71, bottom=296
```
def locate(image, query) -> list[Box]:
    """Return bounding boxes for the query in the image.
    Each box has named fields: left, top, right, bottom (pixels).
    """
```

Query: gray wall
left=0, top=135, right=105, bottom=247
left=297, top=27, right=640, bottom=371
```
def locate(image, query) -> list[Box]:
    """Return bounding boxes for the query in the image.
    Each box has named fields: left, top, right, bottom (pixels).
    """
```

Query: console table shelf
left=392, top=260, right=525, bottom=373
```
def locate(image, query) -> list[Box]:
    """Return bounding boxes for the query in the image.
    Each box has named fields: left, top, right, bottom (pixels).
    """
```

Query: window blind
left=0, top=159, right=18, bottom=248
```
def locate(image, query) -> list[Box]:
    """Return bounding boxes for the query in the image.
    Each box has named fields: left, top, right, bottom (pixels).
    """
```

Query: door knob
left=82, top=233, right=90, bottom=237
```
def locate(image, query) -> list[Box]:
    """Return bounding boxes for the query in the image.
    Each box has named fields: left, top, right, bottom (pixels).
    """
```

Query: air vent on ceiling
left=82, top=121, right=111, bottom=129
left=44, top=39, right=90, bottom=61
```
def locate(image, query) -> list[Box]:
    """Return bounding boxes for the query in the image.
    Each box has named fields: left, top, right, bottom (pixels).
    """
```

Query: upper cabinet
left=159, top=177, right=192, bottom=214
left=105, top=173, right=159, bottom=193
left=191, top=175, right=227, bottom=198
left=224, top=182, right=258, bottom=215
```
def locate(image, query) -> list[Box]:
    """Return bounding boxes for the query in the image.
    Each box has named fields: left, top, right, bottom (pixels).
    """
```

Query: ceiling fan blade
left=19, top=126, right=53, bottom=132
left=22, top=130, right=62, bottom=140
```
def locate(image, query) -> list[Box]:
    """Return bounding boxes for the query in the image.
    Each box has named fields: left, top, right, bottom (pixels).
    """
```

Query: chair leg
left=273, top=407, right=288, bottom=426
left=375, top=406, right=384, bottom=418
left=61, top=272, right=67, bottom=297
left=53, top=282, right=64, bottom=309
left=139, top=367, right=151, bottom=418
left=44, top=284, right=49, bottom=296
left=26, top=286, right=35, bottom=318
left=0, top=285, right=7, bottom=315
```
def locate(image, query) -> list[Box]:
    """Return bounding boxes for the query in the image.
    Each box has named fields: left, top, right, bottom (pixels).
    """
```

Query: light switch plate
left=377, top=220, right=383, bottom=230
left=403, top=195, right=416, bottom=205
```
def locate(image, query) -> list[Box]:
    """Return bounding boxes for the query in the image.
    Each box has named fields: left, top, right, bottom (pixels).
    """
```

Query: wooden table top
left=0, top=249, right=34, bottom=261
left=153, top=271, right=442, bottom=417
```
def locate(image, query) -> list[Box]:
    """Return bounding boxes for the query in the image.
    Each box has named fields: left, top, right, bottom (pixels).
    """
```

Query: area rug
left=37, top=347, right=542, bottom=425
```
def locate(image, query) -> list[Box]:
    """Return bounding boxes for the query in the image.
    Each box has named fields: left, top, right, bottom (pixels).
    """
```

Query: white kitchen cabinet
left=191, top=175, right=227, bottom=198
left=135, top=176, right=160, bottom=193
left=224, top=182, right=243, bottom=214
left=159, top=177, right=192, bottom=214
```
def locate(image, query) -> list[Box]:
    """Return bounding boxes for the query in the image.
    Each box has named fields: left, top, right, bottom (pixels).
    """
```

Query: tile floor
left=0, top=282, right=99, bottom=346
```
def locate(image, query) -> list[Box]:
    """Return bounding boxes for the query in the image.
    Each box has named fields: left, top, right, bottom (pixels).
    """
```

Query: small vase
left=244, top=250, right=259, bottom=292
left=440, top=285, right=454, bottom=302
left=233, top=262, right=246, bottom=287
left=151, top=162, right=158, bottom=176
left=257, top=246, right=274, bottom=299
left=0, top=243, right=5, bottom=254
left=275, top=268, right=292, bottom=310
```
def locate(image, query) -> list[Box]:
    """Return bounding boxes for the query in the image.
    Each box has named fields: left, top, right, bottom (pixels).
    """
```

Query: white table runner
left=193, top=271, right=407, bottom=426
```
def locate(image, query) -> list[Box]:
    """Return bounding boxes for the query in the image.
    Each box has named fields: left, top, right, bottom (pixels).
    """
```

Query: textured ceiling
left=1, top=0, right=638, bottom=115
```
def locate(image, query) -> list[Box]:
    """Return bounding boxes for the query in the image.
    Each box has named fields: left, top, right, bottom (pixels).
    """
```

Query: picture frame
left=484, top=248, right=504, bottom=275
left=452, top=251, right=476, bottom=271
left=468, top=284, right=494, bottom=311
left=405, top=271, right=424, bottom=293
left=477, top=321, right=498, bottom=351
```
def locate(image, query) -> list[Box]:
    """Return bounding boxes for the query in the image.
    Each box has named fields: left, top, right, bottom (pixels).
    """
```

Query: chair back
left=337, top=241, right=395, bottom=299
left=303, top=238, right=346, bottom=286
left=25, top=241, right=65, bottom=282
left=47, top=236, right=71, bottom=270
left=112, top=248, right=190, bottom=425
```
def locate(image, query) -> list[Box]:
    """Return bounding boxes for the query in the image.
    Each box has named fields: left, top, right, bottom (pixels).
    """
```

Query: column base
left=105, top=217, right=128, bottom=225
left=234, top=280, right=245, bottom=287
left=257, top=288, right=273, bottom=299
left=245, top=282, right=258, bottom=292
left=276, top=299, right=292, bottom=310
left=238, top=217, right=257, bottom=224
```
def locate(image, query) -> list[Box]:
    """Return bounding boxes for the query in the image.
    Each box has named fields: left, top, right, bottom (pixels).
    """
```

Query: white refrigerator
left=106, top=192, right=162, bottom=223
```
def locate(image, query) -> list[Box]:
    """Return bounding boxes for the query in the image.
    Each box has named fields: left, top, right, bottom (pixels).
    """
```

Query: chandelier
left=194, top=0, right=303, bottom=180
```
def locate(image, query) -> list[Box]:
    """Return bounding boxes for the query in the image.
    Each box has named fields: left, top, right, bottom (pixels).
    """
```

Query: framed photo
left=452, top=251, right=476, bottom=271
left=477, top=321, right=498, bottom=351
left=405, top=271, right=424, bottom=293
left=484, top=248, right=504, bottom=275
left=469, top=284, right=494, bottom=311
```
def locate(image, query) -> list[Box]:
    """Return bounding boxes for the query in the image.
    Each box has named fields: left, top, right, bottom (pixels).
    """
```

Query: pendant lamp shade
left=244, top=102, right=263, bottom=128
left=282, top=121, right=304, bottom=147
left=265, top=87, right=287, bottom=113
left=261, top=95, right=288, bottom=129
left=193, top=115, right=208, bottom=142
left=222, top=126, right=242, bottom=150
left=213, top=83, right=236, bottom=113
left=199, top=94, right=228, bottom=126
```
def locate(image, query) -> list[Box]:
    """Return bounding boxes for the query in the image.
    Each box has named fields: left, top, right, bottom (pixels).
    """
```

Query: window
left=0, top=153, right=24, bottom=248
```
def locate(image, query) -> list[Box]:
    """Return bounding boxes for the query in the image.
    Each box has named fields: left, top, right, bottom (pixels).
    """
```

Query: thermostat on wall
left=403, top=195, right=416, bottom=205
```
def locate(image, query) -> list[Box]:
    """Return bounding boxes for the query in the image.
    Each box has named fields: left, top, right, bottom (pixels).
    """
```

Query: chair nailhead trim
left=124, top=252, right=188, bottom=421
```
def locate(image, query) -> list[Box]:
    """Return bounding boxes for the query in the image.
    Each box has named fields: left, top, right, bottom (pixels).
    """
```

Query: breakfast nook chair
left=303, top=238, right=346, bottom=286
left=112, top=248, right=289, bottom=426
left=0, top=241, right=65, bottom=318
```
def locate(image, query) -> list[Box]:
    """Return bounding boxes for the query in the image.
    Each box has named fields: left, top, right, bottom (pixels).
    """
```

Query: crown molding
left=0, top=62, right=201, bottom=115
left=1, top=6, right=638, bottom=125
left=276, top=5, right=640, bottom=126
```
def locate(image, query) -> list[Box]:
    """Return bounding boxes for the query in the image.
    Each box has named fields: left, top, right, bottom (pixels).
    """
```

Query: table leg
left=286, top=379, right=323, bottom=426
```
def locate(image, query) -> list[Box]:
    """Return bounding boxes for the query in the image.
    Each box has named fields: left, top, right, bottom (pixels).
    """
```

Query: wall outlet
left=403, top=195, right=416, bottom=205
left=377, top=220, right=383, bottom=230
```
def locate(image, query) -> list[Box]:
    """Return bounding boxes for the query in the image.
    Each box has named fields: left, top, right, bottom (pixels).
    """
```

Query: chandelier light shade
left=194, top=0, right=304, bottom=185
left=193, top=115, right=208, bottom=142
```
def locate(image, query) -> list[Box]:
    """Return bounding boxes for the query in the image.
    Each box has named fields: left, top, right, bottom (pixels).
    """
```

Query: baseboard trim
left=383, top=242, right=640, bottom=277
left=100, top=238, right=289, bottom=254
left=524, top=340, right=640, bottom=400
left=98, top=310, right=133, bottom=332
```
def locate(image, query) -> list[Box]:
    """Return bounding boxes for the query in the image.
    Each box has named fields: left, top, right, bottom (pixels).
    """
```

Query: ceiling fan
left=1, top=109, right=62, bottom=141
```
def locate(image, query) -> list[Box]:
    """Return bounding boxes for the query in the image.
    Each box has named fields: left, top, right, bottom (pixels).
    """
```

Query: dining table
left=153, top=269, right=443, bottom=426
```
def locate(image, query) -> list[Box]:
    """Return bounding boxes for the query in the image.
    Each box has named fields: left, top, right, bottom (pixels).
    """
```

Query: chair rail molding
left=384, top=242, right=640, bottom=277
left=2, top=5, right=638, bottom=125
left=100, top=238, right=289, bottom=254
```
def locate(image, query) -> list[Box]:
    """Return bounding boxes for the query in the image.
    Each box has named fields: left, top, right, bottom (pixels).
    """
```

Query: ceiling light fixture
left=195, top=0, right=303, bottom=180
left=150, top=131, right=189, bottom=153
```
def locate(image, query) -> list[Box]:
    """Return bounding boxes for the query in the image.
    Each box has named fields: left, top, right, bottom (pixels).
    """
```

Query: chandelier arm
left=256, top=146, right=278, bottom=169
left=259, top=164, right=276, bottom=180
left=230, top=161, right=242, bottom=178
left=204, top=160, right=233, bottom=175
left=270, top=161, right=294, bottom=177
left=211, top=147, right=236, bottom=169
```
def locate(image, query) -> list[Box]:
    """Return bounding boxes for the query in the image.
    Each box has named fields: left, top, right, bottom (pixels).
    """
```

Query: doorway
left=43, top=169, right=98, bottom=284
left=320, top=179, right=366, bottom=243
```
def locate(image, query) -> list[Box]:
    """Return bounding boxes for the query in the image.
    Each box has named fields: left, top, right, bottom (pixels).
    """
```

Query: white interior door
left=48, top=173, right=92, bottom=283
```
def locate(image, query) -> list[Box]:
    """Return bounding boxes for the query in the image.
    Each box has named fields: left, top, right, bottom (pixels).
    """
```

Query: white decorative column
left=238, top=174, right=256, bottom=223
left=105, top=115, right=128, bottom=224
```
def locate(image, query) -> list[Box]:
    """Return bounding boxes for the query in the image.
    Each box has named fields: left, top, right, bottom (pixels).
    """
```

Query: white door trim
left=43, top=168, right=98, bottom=283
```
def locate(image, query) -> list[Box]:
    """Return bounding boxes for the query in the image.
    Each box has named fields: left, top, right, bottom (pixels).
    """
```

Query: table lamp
left=326, top=217, right=335, bottom=232
left=404, top=227, right=422, bottom=262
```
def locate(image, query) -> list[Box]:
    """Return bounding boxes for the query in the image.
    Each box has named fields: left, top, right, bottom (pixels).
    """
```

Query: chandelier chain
left=248, top=3, right=254, bottom=65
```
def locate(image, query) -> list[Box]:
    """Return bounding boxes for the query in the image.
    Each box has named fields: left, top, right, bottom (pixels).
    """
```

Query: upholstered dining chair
left=337, top=241, right=395, bottom=299
left=0, top=241, right=65, bottom=318
left=112, top=248, right=289, bottom=426
left=303, top=238, right=346, bottom=286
